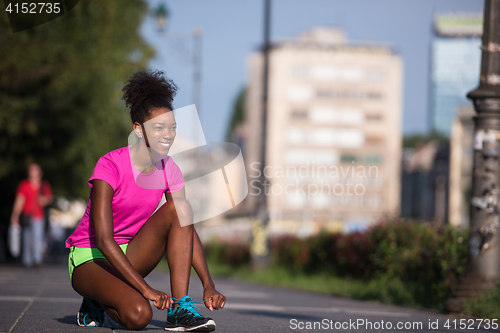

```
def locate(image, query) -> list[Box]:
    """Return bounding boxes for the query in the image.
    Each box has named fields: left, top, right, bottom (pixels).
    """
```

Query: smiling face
left=134, top=107, right=176, bottom=156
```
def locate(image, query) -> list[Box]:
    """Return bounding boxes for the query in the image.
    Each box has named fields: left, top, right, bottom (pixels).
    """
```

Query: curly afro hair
left=122, top=70, right=178, bottom=124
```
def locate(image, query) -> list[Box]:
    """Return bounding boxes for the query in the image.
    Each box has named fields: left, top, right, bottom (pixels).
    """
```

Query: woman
left=65, top=70, right=225, bottom=332
left=10, top=163, right=52, bottom=268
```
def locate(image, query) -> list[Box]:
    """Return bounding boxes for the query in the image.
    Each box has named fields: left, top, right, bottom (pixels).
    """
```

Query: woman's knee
left=121, top=299, right=152, bottom=330
left=162, top=197, right=194, bottom=227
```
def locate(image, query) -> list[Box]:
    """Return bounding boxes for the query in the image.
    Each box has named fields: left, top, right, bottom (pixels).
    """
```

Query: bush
left=270, top=220, right=468, bottom=308
left=368, top=221, right=468, bottom=307
left=271, top=231, right=374, bottom=277
left=204, top=220, right=469, bottom=309
left=203, top=238, right=250, bottom=267
left=463, top=282, right=500, bottom=320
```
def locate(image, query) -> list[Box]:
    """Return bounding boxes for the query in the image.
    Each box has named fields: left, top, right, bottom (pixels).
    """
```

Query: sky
left=140, top=0, right=484, bottom=143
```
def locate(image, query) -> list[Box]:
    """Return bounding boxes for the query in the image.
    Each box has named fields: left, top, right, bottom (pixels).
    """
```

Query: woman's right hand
left=143, top=288, right=171, bottom=310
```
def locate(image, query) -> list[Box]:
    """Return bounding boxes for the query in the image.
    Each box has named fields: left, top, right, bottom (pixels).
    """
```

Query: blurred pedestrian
left=10, top=163, right=53, bottom=267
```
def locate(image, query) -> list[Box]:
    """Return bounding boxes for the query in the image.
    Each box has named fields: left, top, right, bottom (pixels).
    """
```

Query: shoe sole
left=165, top=319, right=216, bottom=332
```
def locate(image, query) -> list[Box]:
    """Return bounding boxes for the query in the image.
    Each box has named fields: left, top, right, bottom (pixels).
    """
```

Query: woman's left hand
left=203, top=286, right=226, bottom=311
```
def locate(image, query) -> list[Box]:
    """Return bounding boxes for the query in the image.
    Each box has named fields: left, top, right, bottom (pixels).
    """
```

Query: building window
left=340, top=154, right=357, bottom=163
left=341, top=90, right=360, bottom=100
left=311, top=66, right=338, bottom=81
left=365, top=135, right=384, bottom=145
left=310, top=107, right=337, bottom=123
left=364, top=155, right=381, bottom=164
left=309, top=129, right=337, bottom=146
left=286, top=127, right=307, bottom=144
left=285, top=192, right=307, bottom=207
left=311, top=194, right=331, bottom=208
left=366, top=91, right=383, bottom=101
left=338, top=130, right=364, bottom=148
left=366, top=113, right=383, bottom=121
left=291, top=66, right=309, bottom=78
left=308, top=129, right=364, bottom=148
left=310, top=107, right=363, bottom=125
left=288, top=86, right=314, bottom=102
left=366, top=70, right=386, bottom=81
left=290, top=109, right=308, bottom=120
left=340, top=109, right=364, bottom=125
left=316, top=89, right=334, bottom=98
left=285, top=149, right=310, bottom=165
left=310, top=66, right=364, bottom=82
left=313, top=150, right=339, bottom=165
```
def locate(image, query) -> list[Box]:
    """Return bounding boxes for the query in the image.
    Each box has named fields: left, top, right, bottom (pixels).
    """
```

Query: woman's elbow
left=95, top=236, right=114, bottom=253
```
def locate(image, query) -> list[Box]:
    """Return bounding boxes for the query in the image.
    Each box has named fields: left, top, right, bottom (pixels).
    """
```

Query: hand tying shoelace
left=165, top=296, right=216, bottom=332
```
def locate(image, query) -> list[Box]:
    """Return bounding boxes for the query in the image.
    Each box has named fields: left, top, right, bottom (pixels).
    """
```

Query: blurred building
left=401, top=141, right=450, bottom=224
left=430, top=13, right=482, bottom=137
left=240, top=28, right=403, bottom=235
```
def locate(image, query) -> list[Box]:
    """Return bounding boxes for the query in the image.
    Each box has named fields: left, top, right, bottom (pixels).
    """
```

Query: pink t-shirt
left=65, top=146, right=184, bottom=248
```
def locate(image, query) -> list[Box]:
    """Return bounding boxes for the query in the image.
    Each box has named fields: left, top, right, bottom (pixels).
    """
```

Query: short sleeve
left=89, top=155, right=120, bottom=191
left=16, top=180, right=27, bottom=196
left=165, top=158, right=185, bottom=193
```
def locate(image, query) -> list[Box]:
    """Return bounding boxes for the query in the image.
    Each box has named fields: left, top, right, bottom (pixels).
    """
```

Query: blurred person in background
left=65, top=70, right=225, bottom=331
left=10, top=163, right=53, bottom=268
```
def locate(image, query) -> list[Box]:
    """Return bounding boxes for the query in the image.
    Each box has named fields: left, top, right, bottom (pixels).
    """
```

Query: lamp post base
left=445, top=273, right=497, bottom=313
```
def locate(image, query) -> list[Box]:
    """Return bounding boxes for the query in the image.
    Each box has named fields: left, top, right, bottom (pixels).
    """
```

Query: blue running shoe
left=165, top=296, right=216, bottom=332
left=77, top=297, right=105, bottom=327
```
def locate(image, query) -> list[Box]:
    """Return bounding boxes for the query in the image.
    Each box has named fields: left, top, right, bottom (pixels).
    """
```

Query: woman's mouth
left=159, top=142, right=171, bottom=148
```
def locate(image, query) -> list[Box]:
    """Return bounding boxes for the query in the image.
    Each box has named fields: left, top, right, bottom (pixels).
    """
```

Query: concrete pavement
left=0, top=264, right=498, bottom=332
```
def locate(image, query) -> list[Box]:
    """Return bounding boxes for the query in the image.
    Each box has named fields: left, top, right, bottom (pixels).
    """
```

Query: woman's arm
left=10, top=193, right=25, bottom=225
left=92, top=179, right=170, bottom=310
left=193, top=231, right=226, bottom=310
left=166, top=189, right=226, bottom=310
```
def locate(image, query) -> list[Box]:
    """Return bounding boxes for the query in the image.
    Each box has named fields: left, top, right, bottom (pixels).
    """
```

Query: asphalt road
left=0, top=265, right=498, bottom=333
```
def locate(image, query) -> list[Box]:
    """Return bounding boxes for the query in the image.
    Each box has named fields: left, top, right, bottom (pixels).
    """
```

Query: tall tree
left=225, top=87, right=246, bottom=142
left=0, top=1, right=154, bottom=224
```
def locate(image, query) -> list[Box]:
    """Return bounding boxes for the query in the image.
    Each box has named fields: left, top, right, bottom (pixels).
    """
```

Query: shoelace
left=170, top=297, right=208, bottom=318
left=83, top=299, right=105, bottom=327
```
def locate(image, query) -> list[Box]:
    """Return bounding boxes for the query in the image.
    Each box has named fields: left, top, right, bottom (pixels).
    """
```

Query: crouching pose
left=66, top=70, right=225, bottom=331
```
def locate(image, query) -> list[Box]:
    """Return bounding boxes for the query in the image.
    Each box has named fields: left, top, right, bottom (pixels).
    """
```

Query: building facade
left=242, top=28, right=403, bottom=235
left=430, top=14, right=482, bottom=137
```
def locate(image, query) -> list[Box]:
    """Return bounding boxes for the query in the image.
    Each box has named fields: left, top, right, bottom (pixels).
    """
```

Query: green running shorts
left=68, top=243, right=128, bottom=284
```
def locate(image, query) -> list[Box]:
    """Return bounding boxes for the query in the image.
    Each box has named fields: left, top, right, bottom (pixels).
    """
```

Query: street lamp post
left=153, top=3, right=203, bottom=121
left=250, top=0, right=272, bottom=269
left=154, top=4, right=169, bottom=32
left=446, top=0, right=500, bottom=313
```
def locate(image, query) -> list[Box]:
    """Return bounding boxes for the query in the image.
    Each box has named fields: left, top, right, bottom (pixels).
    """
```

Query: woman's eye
left=155, top=127, right=163, bottom=131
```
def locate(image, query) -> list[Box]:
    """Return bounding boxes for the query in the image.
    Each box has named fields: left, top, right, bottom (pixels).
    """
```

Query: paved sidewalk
left=1, top=264, right=499, bottom=332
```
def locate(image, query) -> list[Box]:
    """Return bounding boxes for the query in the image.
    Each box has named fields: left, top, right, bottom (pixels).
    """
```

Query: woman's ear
left=133, top=122, right=143, bottom=138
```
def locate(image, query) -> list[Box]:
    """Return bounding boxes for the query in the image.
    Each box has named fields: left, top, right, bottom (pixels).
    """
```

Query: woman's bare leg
left=72, top=261, right=152, bottom=330
left=71, top=197, right=194, bottom=328
left=126, top=197, right=194, bottom=301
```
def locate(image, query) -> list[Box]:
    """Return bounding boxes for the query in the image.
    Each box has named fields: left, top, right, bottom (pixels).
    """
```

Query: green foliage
left=0, top=1, right=154, bottom=222
left=464, top=282, right=500, bottom=321
left=225, top=87, right=246, bottom=142
left=368, top=221, right=468, bottom=307
left=205, top=220, right=469, bottom=310
left=203, top=238, right=250, bottom=267
left=271, top=231, right=374, bottom=277
left=403, top=130, right=449, bottom=148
